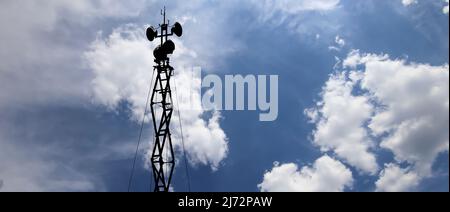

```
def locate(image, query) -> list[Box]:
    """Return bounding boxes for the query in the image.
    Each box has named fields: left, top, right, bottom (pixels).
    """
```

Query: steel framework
left=148, top=8, right=179, bottom=192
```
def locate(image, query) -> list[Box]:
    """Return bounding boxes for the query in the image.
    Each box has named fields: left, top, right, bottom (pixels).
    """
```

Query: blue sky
left=0, top=0, right=448, bottom=192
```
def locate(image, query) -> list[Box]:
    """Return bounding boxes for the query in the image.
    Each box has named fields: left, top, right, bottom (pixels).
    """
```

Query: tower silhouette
left=146, top=7, right=183, bottom=192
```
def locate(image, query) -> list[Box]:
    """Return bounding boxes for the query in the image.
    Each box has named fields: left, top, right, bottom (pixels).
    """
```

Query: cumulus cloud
left=170, top=70, right=229, bottom=170
left=346, top=50, right=449, bottom=177
left=85, top=25, right=156, bottom=120
left=375, top=163, right=420, bottom=192
left=305, top=72, right=378, bottom=174
left=85, top=25, right=228, bottom=170
left=258, top=155, right=353, bottom=192
left=260, top=47, right=447, bottom=191
left=307, top=49, right=448, bottom=191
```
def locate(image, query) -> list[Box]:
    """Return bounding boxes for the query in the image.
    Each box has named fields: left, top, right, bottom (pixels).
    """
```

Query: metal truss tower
left=146, top=8, right=183, bottom=192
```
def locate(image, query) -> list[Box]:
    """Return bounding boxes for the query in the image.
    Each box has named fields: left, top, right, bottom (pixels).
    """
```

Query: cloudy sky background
left=0, top=0, right=448, bottom=192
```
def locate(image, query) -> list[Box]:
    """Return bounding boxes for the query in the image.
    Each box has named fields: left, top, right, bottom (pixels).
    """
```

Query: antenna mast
left=146, top=7, right=183, bottom=192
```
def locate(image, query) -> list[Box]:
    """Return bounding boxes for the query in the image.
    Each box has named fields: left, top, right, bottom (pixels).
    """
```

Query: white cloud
left=444, top=0, right=449, bottom=14
left=170, top=70, right=229, bottom=170
left=85, top=25, right=229, bottom=170
left=375, top=164, right=420, bottom=192
left=400, top=0, right=448, bottom=14
left=258, top=155, right=353, bottom=192
left=249, top=0, right=342, bottom=38
left=335, top=36, right=346, bottom=47
left=305, top=72, right=378, bottom=174
left=306, top=49, right=448, bottom=191
left=328, top=46, right=341, bottom=52
left=343, top=49, right=389, bottom=68
left=255, top=0, right=340, bottom=16
left=347, top=51, right=449, bottom=177
left=328, top=35, right=346, bottom=51
left=314, top=49, right=448, bottom=191
left=401, top=0, right=418, bottom=6
left=85, top=25, right=156, bottom=120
